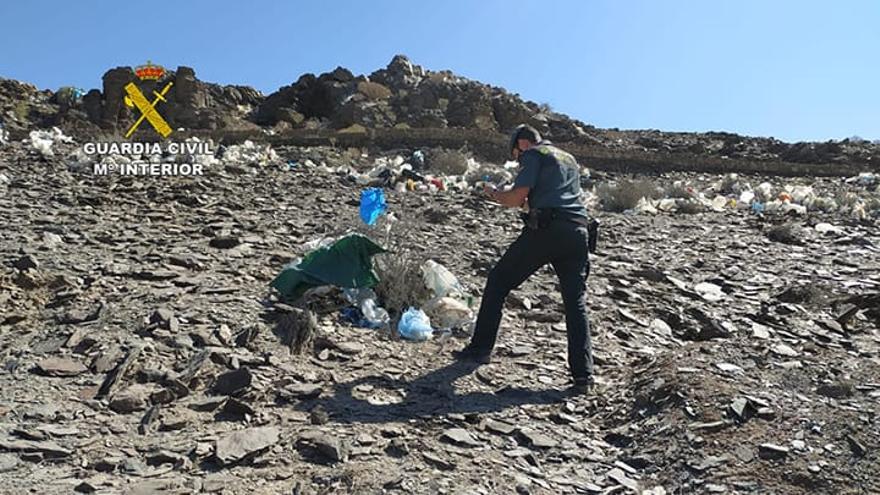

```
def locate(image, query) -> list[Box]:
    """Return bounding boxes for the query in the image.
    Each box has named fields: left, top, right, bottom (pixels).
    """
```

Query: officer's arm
left=493, top=151, right=539, bottom=208
left=491, top=187, right=530, bottom=208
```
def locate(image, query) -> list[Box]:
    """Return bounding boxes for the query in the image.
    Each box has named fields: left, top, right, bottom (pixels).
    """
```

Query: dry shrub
left=370, top=203, right=433, bottom=324
left=676, top=199, right=706, bottom=214
left=276, top=308, right=317, bottom=355
left=767, top=222, right=802, bottom=245
left=665, top=182, right=694, bottom=199
left=13, top=101, right=29, bottom=121
left=429, top=148, right=471, bottom=176
left=835, top=192, right=860, bottom=208
left=358, top=81, right=392, bottom=100
left=719, top=174, right=743, bottom=195
left=596, top=179, right=660, bottom=212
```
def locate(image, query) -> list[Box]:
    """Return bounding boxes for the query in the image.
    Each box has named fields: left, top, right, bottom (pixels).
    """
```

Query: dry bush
left=13, top=101, right=29, bottom=121
left=835, top=192, right=860, bottom=208
left=429, top=148, right=471, bottom=176
left=767, top=222, right=802, bottom=245
left=596, top=179, right=660, bottom=212
left=358, top=81, right=392, bottom=100
left=276, top=308, right=317, bottom=355
left=676, top=199, right=706, bottom=214
left=362, top=200, right=433, bottom=324
left=665, top=182, right=694, bottom=199
left=719, top=174, right=743, bottom=195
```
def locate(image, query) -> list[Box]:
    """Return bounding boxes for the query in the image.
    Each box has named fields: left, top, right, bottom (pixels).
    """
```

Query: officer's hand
left=482, top=184, right=497, bottom=199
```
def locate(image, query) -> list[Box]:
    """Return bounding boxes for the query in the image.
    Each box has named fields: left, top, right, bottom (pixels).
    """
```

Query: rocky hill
left=2, top=55, right=879, bottom=170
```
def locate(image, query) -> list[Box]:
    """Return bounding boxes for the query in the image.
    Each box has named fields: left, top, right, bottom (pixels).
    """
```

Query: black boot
left=452, top=345, right=492, bottom=365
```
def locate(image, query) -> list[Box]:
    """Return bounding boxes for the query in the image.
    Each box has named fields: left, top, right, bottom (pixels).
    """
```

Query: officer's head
left=509, top=124, right=541, bottom=159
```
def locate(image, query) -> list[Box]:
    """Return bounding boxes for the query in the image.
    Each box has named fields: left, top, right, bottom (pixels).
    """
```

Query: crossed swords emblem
left=123, top=81, right=174, bottom=138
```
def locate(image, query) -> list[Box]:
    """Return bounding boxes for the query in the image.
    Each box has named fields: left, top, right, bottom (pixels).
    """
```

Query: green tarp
left=270, top=234, right=386, bottom=301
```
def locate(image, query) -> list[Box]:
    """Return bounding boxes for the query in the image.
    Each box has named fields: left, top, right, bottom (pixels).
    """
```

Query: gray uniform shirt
left=512, top=142, right=588, bottom=220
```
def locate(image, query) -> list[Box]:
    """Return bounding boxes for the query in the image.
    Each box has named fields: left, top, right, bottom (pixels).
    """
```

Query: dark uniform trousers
left=469, top=217, right=593, bottom=380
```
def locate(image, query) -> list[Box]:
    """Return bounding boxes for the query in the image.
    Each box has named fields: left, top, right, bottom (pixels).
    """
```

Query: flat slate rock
left=281, top=383, right=323, bottom=400
left=212, top=367, right=253, bottom=396
left=36, top=357, right=87, bottom=377
left=484, top=419, right=516, bottom=435
left=518, top=428, right=558, bottom=449
left=0, top=453, right=19, bottom=473
left=0, top=439, right=72, bottom=458
left=215, top=426, right=281, bottom=465
left=441, top=428, right=482, bottom=447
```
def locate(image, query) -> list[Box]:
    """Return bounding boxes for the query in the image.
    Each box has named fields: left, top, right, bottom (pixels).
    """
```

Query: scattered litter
left=397, top=307, right=433, bottom=341
left=29, top=127, right=73, bottom=157
left=221, top=140, right=280, bottom=167
left=341, top=288, right=390, bottom=329
left=814, top=223, right=844, bottom=235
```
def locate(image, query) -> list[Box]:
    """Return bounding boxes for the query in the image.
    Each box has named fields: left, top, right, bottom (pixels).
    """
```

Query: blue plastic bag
left=359, top=188, right=387, bottom=226
left=397, top=307, right=433, bottom=341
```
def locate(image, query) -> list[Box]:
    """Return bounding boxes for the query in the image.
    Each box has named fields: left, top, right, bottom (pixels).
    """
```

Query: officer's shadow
left=291, top=360, right=567, bottom=424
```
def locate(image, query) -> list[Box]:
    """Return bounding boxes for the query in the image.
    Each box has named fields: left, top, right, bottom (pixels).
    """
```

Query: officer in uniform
left=454, top=125, right=594, bottom=392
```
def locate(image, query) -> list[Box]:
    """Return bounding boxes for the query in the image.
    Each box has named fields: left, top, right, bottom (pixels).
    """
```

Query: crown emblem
left=134, top=61, right=165, bottom=81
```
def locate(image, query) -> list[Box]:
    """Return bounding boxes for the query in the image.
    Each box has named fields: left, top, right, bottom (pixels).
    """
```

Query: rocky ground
left=0, top=135, right=880, bottom=494
left=1, top=135, right=878, bottom=495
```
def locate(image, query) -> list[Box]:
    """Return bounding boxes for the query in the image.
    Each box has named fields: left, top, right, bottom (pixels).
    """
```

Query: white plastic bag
left=422, top=260, right=463, bottom=298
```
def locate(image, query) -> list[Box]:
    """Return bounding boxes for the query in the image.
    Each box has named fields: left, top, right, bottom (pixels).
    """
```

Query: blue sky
left=0, top=1, right=877, bottom=142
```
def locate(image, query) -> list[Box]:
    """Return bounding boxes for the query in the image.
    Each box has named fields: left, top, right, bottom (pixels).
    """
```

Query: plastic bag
left=29, top=127, right=72, bottom=157
left=422, top=260, right=463, bottom=298
left=711, top=195, right=728, bottom=211
left=755, top=182, right=774, bottom=202
left=362, top=298, right=390, bottom=328
left=343, top=288, right=391, bottom=329
left=397, top=307, right=433, bottom=341
left=360, top=188, right=387, bottom=226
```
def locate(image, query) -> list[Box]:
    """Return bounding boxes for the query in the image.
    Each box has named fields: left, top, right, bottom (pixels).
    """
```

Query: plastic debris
left=630, top=197, right=658, bottom=215
left=183, top=137, right=219, bottom=167
left=755, top=182, right=774, bottom=202
left=29, top=127, right=73, bottom=157
left=751, top=202, right=765, bottom=214
left=711, top=195, right=728, bottom=211
left=422, top=260, right=464, bottom=298
left=814, top=223, right=844, bottom=235
left=221, top=140, right=279, bottom=167
left=361, top=297, right=391, bottom=329
left=658, top=198, right=677, bottom=211
left=397, top=307, right=433, bottom=341
left=359, top=188, right=387, bottom=226
left=341, top=288, right=390, bottom=329
left=270, top=234, right=386, bottom=301
left=848, top=173, right=876, bottom=186
left=411, top=150, right=425, bottom=170
left=788, top=185, right=814, bottom=203
left=780, top=203, right=807, bottom=215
